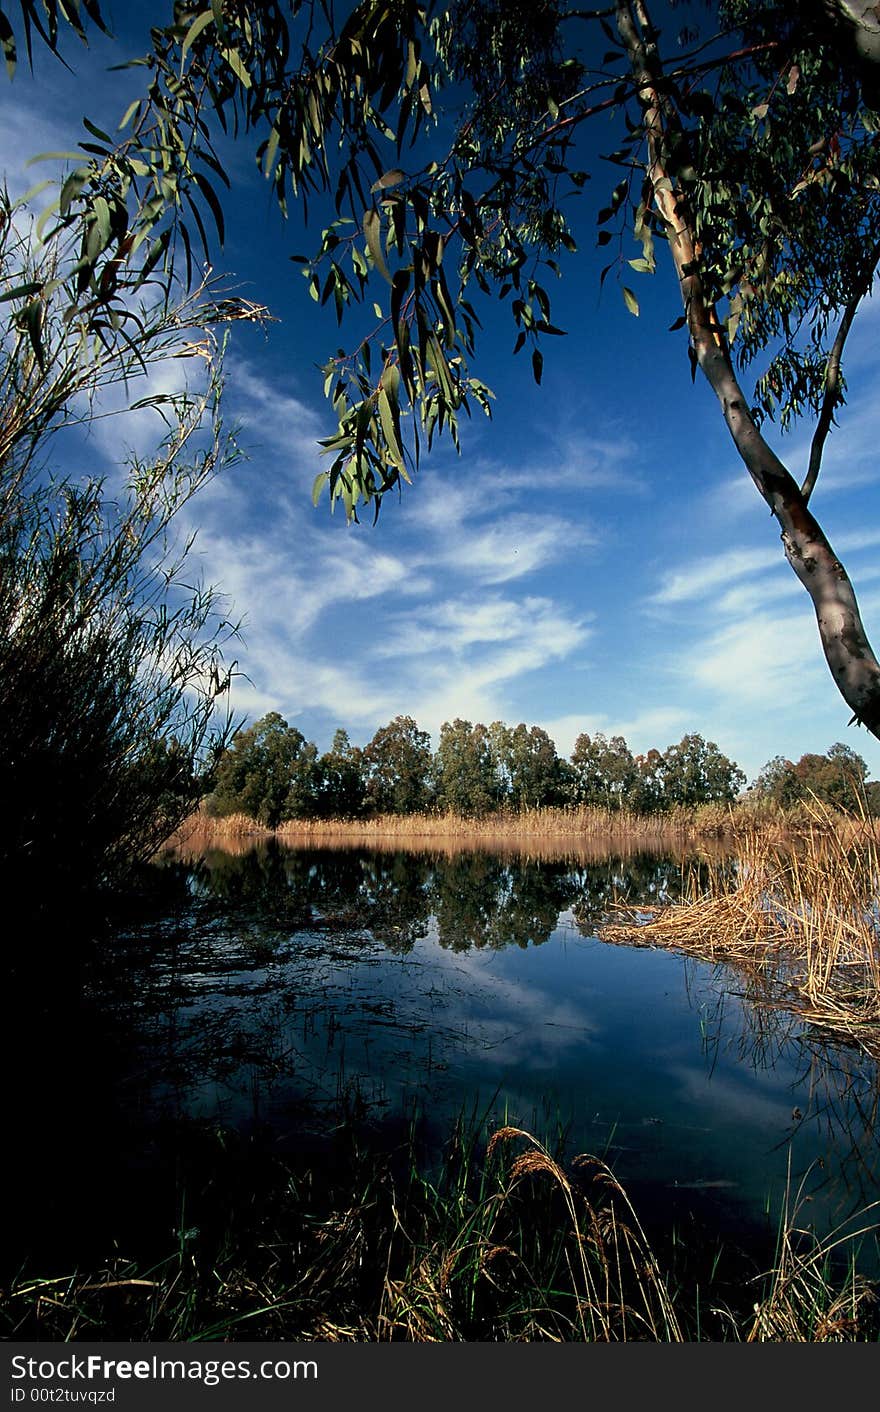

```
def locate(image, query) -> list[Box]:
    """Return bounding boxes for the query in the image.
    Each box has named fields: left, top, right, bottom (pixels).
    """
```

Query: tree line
left=205, top=714, right=880, bottom=825
left=5, top=2, right=880, bottom=911
left=205, top=712, right=748, bottom=825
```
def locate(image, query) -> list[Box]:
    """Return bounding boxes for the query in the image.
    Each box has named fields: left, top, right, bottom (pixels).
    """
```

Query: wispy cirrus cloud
left=376, top=594, right=588, bottom=666
left=224, top=592, right=590, bottom=741
left=684, top=613, right=820, bottom=707
left=438, top=514, right=583, bottom=584
left=649, top=546, right=782, bottom=606
left=193, top=521, right=428, bottom=640
left=413, top=475, right=595, bottom=584
left=226, top=360, right=327, bottom=466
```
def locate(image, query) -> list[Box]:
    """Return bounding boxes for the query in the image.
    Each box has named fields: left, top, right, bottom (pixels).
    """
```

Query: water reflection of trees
left=167, top=840, right=880, bottom=1105
left=128, top=844, right=880, bottom=1243
left=179, top=842, right=702, bottom=955
left=431, top=853, right=576, bottom=951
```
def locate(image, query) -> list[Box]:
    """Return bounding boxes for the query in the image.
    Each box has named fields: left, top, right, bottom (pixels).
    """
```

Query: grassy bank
left=4, top=1118, right=877, bottom=1342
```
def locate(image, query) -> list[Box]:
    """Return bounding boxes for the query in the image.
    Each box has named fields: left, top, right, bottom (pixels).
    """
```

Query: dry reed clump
left=744, top=1156, right=880, bottom=1342
left=376, top=1126, right=684, bottom=1342
left=278, top=806, right=688, bottom=849
left=601, top=804, right=880, bottom=1054
left=162, top=809, right=272, bottom=857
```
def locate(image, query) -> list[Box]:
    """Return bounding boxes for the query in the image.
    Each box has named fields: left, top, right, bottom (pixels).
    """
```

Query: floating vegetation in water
left=601, top=803, right=880, bottom=1057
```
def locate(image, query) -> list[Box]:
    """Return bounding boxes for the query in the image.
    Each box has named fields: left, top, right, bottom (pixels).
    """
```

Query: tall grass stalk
left=4, top=1120, right=876, bottom=1342
left=746, top=1154, right=880, bottom=1341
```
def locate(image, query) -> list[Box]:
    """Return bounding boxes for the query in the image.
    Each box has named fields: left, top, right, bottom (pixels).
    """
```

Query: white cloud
left=439, top=513, right=588, bottom=583
left=715, top=575, right=802, bottom=617
left=377, top=593, right=587, bottom=663
left=471, top=433, right=647, bottom=496
left=0, top=99, right=78, bottom=201
left=194, top=522, right=424, bottom=640
left=377, top=595, right=593, bottom=737
left=226, top=360, right=326, bottom=466
left=650, top=546, right=782, bottom=606
left=413, top=476, right=595, bottom=584
left=685, top=612, right=820, bottom=708
left=836, top=527, right=880, bottom=553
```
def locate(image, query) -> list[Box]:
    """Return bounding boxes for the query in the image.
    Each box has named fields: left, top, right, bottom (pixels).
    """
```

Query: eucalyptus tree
left=570, top=732, right=638, bottom=810
left=433, top=718, right=499, bottom=815
left=658, top=733, right=745, bottom=806
left=208, top=712, right=322, bottom=825
left=362, top=713, right=433, bottom=813
left=490, top=720, right=566, bottom=809
left=751, top=740, right=870, bottom=811
left=13, top=0, right=880, bottom=737
left=316, top=727, right=367, bottom=817
left=629, top=747, right=665, bottom=812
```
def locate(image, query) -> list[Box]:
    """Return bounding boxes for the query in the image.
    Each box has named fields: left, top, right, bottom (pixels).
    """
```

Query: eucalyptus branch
left=616, top=0, right=880, bottom=737
left=803, top=237, right=880, bottom=503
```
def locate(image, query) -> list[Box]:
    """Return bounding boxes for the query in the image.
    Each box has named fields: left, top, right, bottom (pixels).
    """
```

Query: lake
left=7, top=839, right=880, bottom=1282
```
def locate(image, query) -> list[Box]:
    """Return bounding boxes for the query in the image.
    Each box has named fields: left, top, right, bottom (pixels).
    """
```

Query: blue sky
left=6, top=4, right=880, bottom=786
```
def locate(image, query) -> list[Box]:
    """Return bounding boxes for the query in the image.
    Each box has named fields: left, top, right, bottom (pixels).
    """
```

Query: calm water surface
left=95, top=841, right=880, bottom=1259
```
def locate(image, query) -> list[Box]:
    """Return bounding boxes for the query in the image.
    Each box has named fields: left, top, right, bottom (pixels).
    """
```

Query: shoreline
left=163, top=802, right=770, bottom=860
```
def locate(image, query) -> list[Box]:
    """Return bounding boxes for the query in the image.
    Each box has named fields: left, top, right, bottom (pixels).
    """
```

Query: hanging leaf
left=378, top=386, right=404, bottom=467
left=59, top=166, right=90, bottom=217
left=262, top=126, right=280, bottom=177
left=622, top=285, right=639, bottom=317
left=181, top=9, right=215, bottom=67
left=371, top=168, right=405, bottom=193
left=363, top=208, right=391, bottom=283
left=220, top=45, right=252, bottom=89
left=0, top=11, right=17, bottom=79
left=192, top=171, right=226, bottom=244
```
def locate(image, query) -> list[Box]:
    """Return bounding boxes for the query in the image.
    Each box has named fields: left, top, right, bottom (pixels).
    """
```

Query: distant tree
left=658, top=734, right=746, bottom=808
left=752, top=741, right=870, bottom=812
left=209, top=713, right=320, bottom=827
left=822, top=743, right=870, bottom=810
left=362, top=715, right=433, bottom=815
left=488, top=720, right=514, bottom=803
left=433, top=719, right=499, bottom=816
left=751, top=755, right=802, bottom=809
left=283, top=735, right=322, bottom=820
left=316, top=728, right=366, bottom=818
left=629, top=750, right=666, bottom=814
left=491, top=721, right=565, bottom=810
left=570, top=733, right=638, bottom=810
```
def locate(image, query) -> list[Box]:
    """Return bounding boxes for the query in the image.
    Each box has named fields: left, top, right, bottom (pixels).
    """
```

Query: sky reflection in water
left=130, top=842, right=880, bottom=1255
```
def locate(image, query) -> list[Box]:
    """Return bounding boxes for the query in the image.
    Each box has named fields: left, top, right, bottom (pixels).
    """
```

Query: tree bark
left=823, top=1, right=880, bottom=103
left=616, top=0, right=880, bottom=738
